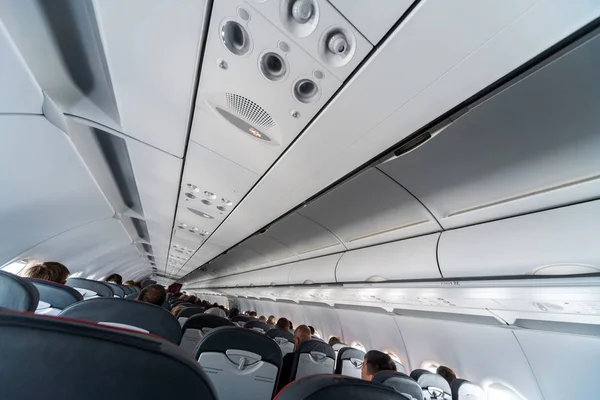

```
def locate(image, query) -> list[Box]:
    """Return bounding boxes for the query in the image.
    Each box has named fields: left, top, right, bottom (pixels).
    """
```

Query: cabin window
left=486, top=383, right=525, bottom=400
left=1, top=260, right=28, bottom=275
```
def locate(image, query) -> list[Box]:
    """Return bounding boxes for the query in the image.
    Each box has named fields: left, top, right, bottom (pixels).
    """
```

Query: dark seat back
left=177, top=306, right=205, bottom=326
left=373, top=371, right=424, bottom=400
left=107, top=283, right=126, bottom=298
left=66, top=278, right=114, bottom=298
left=244, top=319, right=270, bottom=333
left=59, top=297, right=181, bottom=344
left=27, top=278, right=83, bottom=315
left=451, top=379, right=485, bottom=400
left=195, top=327, right=283, bottom=400
left=180, top=314, right=235, bottom=354
left=334, top=347, right=365, bottom=378
left=275, top=374, right=411, bottom=400
left=0, top=270, right=38, bottom=311
left=266, top=328, right=295, bottom=355
left=231, top=314, right=253, bottom=326
left=0, top=312, right=217, bottom=399
left=291, top=339, right=335, bottom=381
left=410, top=370, right=451, bottom=400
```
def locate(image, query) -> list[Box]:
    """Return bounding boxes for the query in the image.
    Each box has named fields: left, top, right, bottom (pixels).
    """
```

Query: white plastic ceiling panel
left=299, top=168, right=441, bottom=249
left=0, top=20, right=42, bottom=114
left=0, top=0, right=121, bottom=130
left=93, top=0, right=209, bottom=157
left=265, top=212, right=345, bottom=259
left=336, top=233, right=441, bottom=283
left=328, top=0, right=414, bottom=44
left=288, top=253, right=341, bottom=285
left=0, top=115, right=114, bottom=264
left=438, top=200, right=600, bottom=278
left=245, top=0, right=372, bottom=80
left=190, top=0, right=342, bottom=175
left=199, top=1, right=600, bottom=272
left=380, top=30, right=600, bottom=229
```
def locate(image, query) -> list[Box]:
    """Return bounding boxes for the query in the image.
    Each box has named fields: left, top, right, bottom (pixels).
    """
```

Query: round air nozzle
left=291, top=0, right=314, bottom=23
left=259, top=52, right=287, bottom=81
left=293, top=79, right=319, bottom=103
left=221, top=21, right=251, bottom=56
left=327, top=32, right=349, bottom=55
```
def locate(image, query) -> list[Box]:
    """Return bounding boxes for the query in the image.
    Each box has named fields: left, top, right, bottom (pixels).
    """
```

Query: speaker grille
left=226, top=93, right=275, bottom=130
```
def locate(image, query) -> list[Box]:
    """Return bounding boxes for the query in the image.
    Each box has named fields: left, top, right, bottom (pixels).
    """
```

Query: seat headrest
left=451, top=379, right=485, bottom=400
left=335, top=347, right=366, bottom=374
left=106, top=283, right=126, bottom=298
left=231, top=315, right=253, bottom=323
left=182, top=313, right=236, bottom=331
left=140, top=279, right=156, bottom=288
left=373, top=371, right=423, bottom=400
left=66, top=278, right=114, bottom=298
left=275, top=374, right=411, bottom=400
left=59, top=297, right=181, bottom=344
left=0, top=271, right=39, bottom=312
left=0, top=312, right=217, bottom=399
left=178, top=306, right=205, bottom=318
left=296, top=339, right=336, bottom=358
left=410, top=369, right=451, bottom=398
left=266, top=328, right=294, bottom=342
left=195, top=327, right=283, bottom=368
left=331, top=342, right=348, bottom=351
left=124, top=292, right=138, bottom=300
left=27, top=278, right=83, bottom=309
left=244, top=319, right=270, bottom=332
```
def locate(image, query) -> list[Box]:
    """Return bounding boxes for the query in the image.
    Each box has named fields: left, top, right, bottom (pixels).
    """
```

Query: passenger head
left=104, top=274, right=123, bottom=285
left=362, top=350, right=396, bottom=381
left=308, top=325, right=315, bottom=335
left=188, top=295, right=197, bottom=303
left=275, top=317, right=290, bottom=331
left=267, top=315, right=276, bottom=324
left=436, top=366, right=457, bottom=385
left=258, top=315, right=267, bottom=323
left=293, top=324, right=312, bottom=350
left=328, top=336, right=341, bottom=346
left=205, top=307, right=227, bottom=318
left=228, top=307, right=240, bottom=318
left=22, top=262, right=70, bottom=284
left=123, top=280, right=135, bottom=286
left=171, top=304, right=187, bottom=317
left=136, top=284, right=166, bottom=306
left=249, top=311, right=257, bottom=318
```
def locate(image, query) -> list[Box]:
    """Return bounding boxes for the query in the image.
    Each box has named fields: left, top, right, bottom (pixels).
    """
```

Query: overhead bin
left=299, top=168, right=441, bottom=250
left=335, top=233, right=441, bottom=282
left=378, top=30, right=600, bottom=230
left=288, top=254, right=341, bottom=285
left=438, top=200, right=600, bottom=278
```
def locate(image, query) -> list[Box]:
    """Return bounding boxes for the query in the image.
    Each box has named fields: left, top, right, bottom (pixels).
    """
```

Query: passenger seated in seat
left=171, top=304, right=187, bottom=317
left=105, top=274, right=123, bottom=285
left=267, top=315, right=276, bottom=324
left=22, top=262, right=70, bottom=284
left=361, top=350, right=396, bottom=381
left=228, top=308, right=240, bottom=318
left=289, top=321, right=294, bottom=332
left=277, top=324, right=312, bottom=392
left=328, top=336, right=341, bottom=346
left=276, top=317, right=290, bottom=332
left=205, top=307, right=227, bottom=318
left=124, top=280, right=135, bottom=286
left=436, top=365, right=456, bottom=386
left=249, top=311, right=257, bottom=318
left=136, top=284, right=166, bottom=306
left=259, top=315, right=267, bottom=323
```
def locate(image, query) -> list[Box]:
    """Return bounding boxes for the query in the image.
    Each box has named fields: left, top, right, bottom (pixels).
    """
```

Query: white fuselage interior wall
left=234, top=298, right=600, bottom=400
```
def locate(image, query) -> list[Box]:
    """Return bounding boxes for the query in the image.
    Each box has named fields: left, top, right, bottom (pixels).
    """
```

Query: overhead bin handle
left=366, top=275, right=387, bottom=283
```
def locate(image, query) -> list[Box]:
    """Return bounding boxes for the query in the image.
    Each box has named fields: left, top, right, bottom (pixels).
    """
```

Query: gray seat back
left=107, top=283, right=126, bottom=298
left=373, top=371, right=424, bottom=400
left=180, top=314, right=235, bottom=354
left=177, top=306, right=205, bottom=326
left=244, top=319, right=270, bottom=333
left=27, top=278, right=83, bottom=315
left=0, top=312, right=218, bottom=399
left=266, top=328, right=295, bottom=355
left=0, top=270, right=38, bottom=311
left=335, top=347, right=365, bottom=378
left=410, top=370, right=451, bottom=400
left=451, top=379, right=485, bottom=400
left=195, top=327, right=283, bottom=400
left=59, top=297, right=181, bottom=344
left=291, top=340, right=336, bottom=380
left=231, top=315, right=253, bottom=326
left=66, top=278, right=114, bottom=298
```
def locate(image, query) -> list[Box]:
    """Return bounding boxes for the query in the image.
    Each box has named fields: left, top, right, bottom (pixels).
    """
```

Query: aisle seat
left=231, top=315, right=253, bottom=326
left=27, top=278, right=83, bottom=315
left=66, top=278, right=114, bottom=298
left=244, top=319, right=270, bottom=333
left=195, top=327, right=283, bottom=400
left=177, top=306, right=205, bottom=326
left=266, top=328, right=295, bottom=356
left=290, top=340, right=335, bottom=381
left=373, top=371, right=423, bottom=400
left=59, top=297, right=182, bottom=344
left=0, top=312, right=217, bottom=399
left=335, top=347, right=365, bottom=379
left=451, top=379, right=485, bottom=400
left=410, top=369, right=451, bottom=400
left=180, top=314, right=235, bottom=354
left=0, top=270, right=38, bottom=311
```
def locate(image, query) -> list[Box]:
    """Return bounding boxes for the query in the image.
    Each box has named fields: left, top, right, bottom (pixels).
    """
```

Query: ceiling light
left=187, top=183, right=200, bottom=192
left=221, top=198, right=233, bottom=206
left=187, top=207, right=214, bottom=219
left=204, top=191, right=216, bottom=199
left=189, top=227, right=199, bottom=233
left=177, top=223, right=188, bottom=229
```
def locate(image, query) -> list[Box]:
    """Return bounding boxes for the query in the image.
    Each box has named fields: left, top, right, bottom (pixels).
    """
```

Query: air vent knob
left=327, top=32, right=348, bottom=55
left=292, top=0, right=313, bottom=23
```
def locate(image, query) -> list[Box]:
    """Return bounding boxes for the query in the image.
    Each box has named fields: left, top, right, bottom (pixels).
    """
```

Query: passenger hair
left=22, top=261, right=70, bottom=284
left=364, top=350, right=396, bottom=376
left=249, top=311, right=257, bottom=317
left=275, top=317, right=290, bottom=331
left=104, top=273, right=123, bottom=285
left=171, top=304, right=187, bottom=317
left=228, top=308, right=240, bottom=318
left=436, top=365, right=457, bottom=385
left=267, top=315, right=276, bottom=324
left=136, top=284, right=166, bottom=306
left=294, top=325, right=312, bottom=342
left=123, top=280, right=135, bottom=285
left=308, top=325, right=315, bottom=335
left=328, top=336, right=341, bottom=346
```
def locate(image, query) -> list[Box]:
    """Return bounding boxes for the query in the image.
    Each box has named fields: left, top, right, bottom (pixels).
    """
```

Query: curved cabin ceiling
left=1, top=1, right=599, bottom=286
